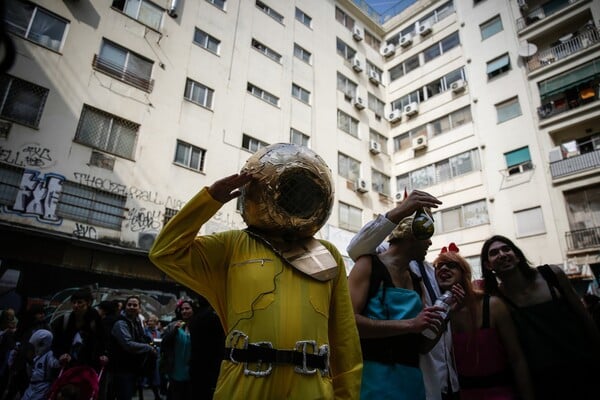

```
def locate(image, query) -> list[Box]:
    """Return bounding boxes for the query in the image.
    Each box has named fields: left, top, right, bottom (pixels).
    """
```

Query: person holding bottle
left=348, top=215, right=460, bottom=399
left=434, top=244, right=534, bottom=400
left=347, top=190, right=461, bottom=400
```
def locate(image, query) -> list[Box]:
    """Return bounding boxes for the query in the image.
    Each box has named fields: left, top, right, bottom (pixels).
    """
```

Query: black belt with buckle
left=224, top=344, right=327, bottom=370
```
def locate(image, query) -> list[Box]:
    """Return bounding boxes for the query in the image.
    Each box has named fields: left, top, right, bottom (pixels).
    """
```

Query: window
left=496, top=97, right=521, bottom=123
left=256, top=1, right=283, bottom=23
left=247, top=83, right=279, bottom=106
left=336, top=73, right=358, bottom=99
left=364, top=30, right=381, bottom=51
left=111, top=0, right=162, bottom=30
left=290, top=128, right=309, bottom=147
left=504, top=146, right=533, bottom=175
left=184, top=78, right=214, bottom=108
left=404, top=55, right=420, bottom=75
left=366, top=61, right=383, bottom=82
left=57, top=182, right=126, bottom=230
left=371, top=169, right=390, bottom=195
left=433, top=199, right=489, bottom=233
left=0, top=74, right=48, bottom=128
left=480, top=15, right=502, bottom=40
left=293, top=43, right=311, bottom=64
left=174, top=140, right=206, bottom=172
left=94, top=40, right=154, bottom=92
left=163, top=207, right=178, bottom=225
left=368, top=94, right=385, bottom=117
left=337, top=110, right=359, bottom=137
left=338, top=153, right=360, bottom=181
left=487, top=54, right=510, bottom=79
left=194, top=28, right=220, bottom=54
left=336, top=38, right=356, bottom=60
left=75, top=105, right=139, bottom=159
left=335, top=7, right=354, bottom=30
left=339, top=202, right=362, bottom=232
left=423, top=31, right=460, bottom=62
left=295, top=8, right=312, bottom=27
left=206, top=0, right=226, bottom=11
left=370, top=130, right=387, bottom=154
left=5, top=0, right=68, bottom=52
left=0, top=163, right=23, bottom=206
left=292, top=84, right=310, bottom=104
left=251, top=39, right=282, bottom=63
left=242, top=134, right=268, bottom=152
left=514, top=207, right=546, bottom=237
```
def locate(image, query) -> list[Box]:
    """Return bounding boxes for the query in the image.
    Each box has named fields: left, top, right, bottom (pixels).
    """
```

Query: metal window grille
left=57, top=181, right=127, bottom=230
left=92, top=42, right=154, bottom=92
left=163, top=207, right=178, bottom=225
left=0, top=163, right=24, bottom=206
left=0, top=74, right=49, bottom=128
left=75, top=105, right=139, bottom=159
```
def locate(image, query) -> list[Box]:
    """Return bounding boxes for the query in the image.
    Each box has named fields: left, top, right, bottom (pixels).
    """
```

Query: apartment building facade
left=0, top=0, right=598, bottom=299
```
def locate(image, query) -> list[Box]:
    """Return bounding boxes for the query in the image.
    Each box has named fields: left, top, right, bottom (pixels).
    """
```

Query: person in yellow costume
left=149, top=143, right=362, bottom=399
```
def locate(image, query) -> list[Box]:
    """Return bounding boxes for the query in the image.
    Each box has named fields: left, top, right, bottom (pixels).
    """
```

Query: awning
left=539, top=58, right=600, bottom=99
left=487, top=54, right=510, bottom=74
left=504, top=146, right=530, bottom=167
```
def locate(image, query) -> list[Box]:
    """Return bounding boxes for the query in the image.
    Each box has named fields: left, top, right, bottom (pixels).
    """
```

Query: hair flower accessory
left=440, top=242, right=459, bottom=254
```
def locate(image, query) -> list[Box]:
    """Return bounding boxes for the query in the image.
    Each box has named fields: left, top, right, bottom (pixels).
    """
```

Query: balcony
left=565, top=226, right=600, bottom=251
left=550, top=149, right=600, bottom=179
left=92, top=54, right=154, bottom=93
left=516, top=0, right=583, bottom=33
left=526, top=27, right=600, bottom=72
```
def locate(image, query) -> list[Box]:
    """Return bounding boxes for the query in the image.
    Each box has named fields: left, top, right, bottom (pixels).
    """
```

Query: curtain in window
left=127, top=53, right=152, bottom=81
left=138, top=1, right=162, bottom=30
left=123, top=0, right=141, bottom=18
left=100, top=42, right=127, bottom=70
left=29, top=9, right=66, bottom=50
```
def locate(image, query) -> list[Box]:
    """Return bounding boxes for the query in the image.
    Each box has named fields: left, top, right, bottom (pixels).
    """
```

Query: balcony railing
left=537, top=81, right=599, bottom=120
left=526, top=27, right=600, bottom=72
left=566, top=226, right=600, bottom=251
left=550, top=149, right=600, bottom=179
left=516, top=0, right=582, bottom=32
left=92, top=54, right=154, bottom=93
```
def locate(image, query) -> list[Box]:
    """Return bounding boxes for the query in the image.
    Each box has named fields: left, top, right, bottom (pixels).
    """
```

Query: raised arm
left=491, top=296, right=535, bottom=400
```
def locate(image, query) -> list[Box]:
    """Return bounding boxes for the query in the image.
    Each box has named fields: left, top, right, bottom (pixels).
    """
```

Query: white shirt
left=347, top=214, right=459, bottom=400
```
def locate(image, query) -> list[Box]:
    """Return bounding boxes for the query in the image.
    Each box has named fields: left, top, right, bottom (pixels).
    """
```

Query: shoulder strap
left=367, top=255, right=393, bottom=300
left=482, top=294, right=490, bottom=329
left=538, top=264, right=562, bottom=300
left=416, top=261, right=437, bottom=303
left=409, top=271, right=423, bottom=298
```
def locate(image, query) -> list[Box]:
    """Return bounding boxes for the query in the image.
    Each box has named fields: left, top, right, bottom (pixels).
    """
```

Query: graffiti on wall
left=4, top=170, right=65, bottom=225
left=0, top=143, right=56, bottom=169
left=73, top=223, right=97, bottom=239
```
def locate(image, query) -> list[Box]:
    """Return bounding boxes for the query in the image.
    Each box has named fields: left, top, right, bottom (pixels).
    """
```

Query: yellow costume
left=149, top=188, right=362, bottom=399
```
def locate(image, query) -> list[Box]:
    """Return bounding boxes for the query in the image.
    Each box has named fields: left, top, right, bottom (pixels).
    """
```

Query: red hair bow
left=440, top=242, right=459, bottom=254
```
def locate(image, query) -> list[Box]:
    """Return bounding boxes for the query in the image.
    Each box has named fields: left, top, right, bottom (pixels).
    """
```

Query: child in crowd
left=21, top=329, right=61, bottom=400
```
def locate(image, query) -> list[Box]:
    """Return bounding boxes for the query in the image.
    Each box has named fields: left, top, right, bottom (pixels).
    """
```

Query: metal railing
left=516, top=0, right=582, bottom=32
left=566, top=226, right=600, bottom=251
left=550, top=149, right=600, bottom=179
left=92, top=54, right=154, bottom=93
left=527, top=28, right=600, bottom=72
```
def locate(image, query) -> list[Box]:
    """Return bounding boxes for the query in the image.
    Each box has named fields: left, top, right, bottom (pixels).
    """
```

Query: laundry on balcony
left=579, top=86, right=596, bottom=103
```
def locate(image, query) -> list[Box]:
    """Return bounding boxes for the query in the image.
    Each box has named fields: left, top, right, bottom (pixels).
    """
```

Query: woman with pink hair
left=433, top=245, right=533, bottom=400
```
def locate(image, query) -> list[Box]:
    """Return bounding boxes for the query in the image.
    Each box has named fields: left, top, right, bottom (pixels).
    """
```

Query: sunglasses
left=435, top=262, right=460, bottom=270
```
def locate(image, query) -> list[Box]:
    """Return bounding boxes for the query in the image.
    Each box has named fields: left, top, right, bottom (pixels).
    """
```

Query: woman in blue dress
left=348, top=216, right=450, bottom=400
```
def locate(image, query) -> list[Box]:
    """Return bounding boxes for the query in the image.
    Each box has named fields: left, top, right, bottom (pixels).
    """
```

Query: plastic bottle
left=422, top=291, right=453, bottom=339
left=412, top=208, right=435, bottom=240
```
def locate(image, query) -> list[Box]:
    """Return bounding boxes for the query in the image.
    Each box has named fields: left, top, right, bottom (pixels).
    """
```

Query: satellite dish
left=518, top=41, right=538, bottom=57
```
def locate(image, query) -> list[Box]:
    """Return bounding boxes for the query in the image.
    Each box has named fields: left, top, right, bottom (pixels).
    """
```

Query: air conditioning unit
left=395, top=191, right=405, bottom=201
left=380, top=43, right=396, bottom=58
left=548, top=146, right=564, bottom=163
left=355, top=178, right=369, bottom=193
left=369, top=140, right=381, bottom=154
left=353, top=95, right=365, bottom=110
left=450, top=79, right=467, bottom=93
left=404, top=102, right=419, bottom=116
left=417, top=21, right=432, bottom=36
left=411, top=135, right=428, bottom=150
left=352, top=56, right=363, bottom=72
left=387, top=109, right=402, bottom=123
left=368, top=70, right=381, bottom=85
left=399, top=33, right=413, bottom=48
left=353, top=26, right=364, bottom=41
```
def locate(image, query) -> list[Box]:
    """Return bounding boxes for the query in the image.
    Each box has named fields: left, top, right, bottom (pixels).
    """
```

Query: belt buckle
left=244, top=341, right=273, bottom=377
left=318, top=344, right=330, bottom=376
left=294, top=340, right=317, bottom=375
left=227, top=330, right=248, bottom=364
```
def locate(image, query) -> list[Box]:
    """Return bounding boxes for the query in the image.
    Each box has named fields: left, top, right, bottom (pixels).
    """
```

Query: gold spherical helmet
left=240, top=143, right=334, bottom=240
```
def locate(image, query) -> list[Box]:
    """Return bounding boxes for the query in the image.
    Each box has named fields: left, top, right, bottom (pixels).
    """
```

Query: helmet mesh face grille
left=277, top=172, right=325, bottom=219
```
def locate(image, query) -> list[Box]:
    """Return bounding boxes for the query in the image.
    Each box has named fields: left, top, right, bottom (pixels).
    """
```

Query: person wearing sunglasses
left=434, top=244, right=534, bottom=400
left=480, top=235, right=600, bottom=399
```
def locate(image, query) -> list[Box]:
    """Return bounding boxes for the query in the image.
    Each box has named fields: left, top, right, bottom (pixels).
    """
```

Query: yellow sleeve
left=148, top=187, right=235, bottom=321
left=321, top=241, right=363, bottom=399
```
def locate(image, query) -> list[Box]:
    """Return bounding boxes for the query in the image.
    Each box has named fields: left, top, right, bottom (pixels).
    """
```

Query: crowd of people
left=148, top=158, right=599, bottom=400
left=0, top=291, right=224, bottom=400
